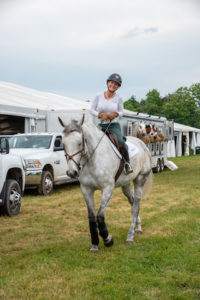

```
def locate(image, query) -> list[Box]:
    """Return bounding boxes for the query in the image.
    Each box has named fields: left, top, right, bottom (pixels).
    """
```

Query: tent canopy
left=174, top=122, right=200, bottom=133
left=0, top=81, right=90, bottom=111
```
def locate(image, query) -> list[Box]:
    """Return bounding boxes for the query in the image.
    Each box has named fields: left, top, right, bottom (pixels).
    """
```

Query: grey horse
left=59, top=116, right=152, bottom=252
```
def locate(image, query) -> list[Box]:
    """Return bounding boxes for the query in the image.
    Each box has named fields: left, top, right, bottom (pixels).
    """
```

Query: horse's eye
left=78, top=142, right=81, bottom=147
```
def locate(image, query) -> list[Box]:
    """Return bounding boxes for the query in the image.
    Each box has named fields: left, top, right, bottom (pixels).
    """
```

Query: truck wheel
left=4, top=179, right=21, bottom=216
left=160, top=158, right=165, bottom=172
left=38, top=171, right=53, bottom=196
left=153, top=158, right=161, bottom=173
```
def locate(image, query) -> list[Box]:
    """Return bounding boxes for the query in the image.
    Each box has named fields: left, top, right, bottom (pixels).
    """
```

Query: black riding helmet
left=107, top=73, right=122, bottom=87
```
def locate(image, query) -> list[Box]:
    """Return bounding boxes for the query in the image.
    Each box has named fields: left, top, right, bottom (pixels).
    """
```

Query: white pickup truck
left=0, top=137, right=25, bottom=216
left=9, top=133, right=73, bottom=196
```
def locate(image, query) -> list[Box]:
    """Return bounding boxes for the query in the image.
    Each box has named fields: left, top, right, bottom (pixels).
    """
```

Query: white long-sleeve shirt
left=90, top=92, right=124, bottom=123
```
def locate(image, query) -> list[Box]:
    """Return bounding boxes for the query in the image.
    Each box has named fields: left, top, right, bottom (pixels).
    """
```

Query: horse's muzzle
left=66, top=170, right=79, bottom=179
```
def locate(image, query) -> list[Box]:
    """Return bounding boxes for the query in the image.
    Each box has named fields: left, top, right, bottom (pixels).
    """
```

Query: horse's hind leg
left=122, top=185, right=142, bottom=233
left=80, top=184, right=99, bottom=252
left=135, top=216, right=143, bottom=234
left=126, top=175, right=146, bottom=244
left=121, top=184, right=134, bottom=205
left=97, top=185, right=114, bottom=247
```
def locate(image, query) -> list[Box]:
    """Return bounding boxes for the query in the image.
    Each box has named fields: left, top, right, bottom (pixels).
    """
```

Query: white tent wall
left=176, top=132, right=182, bottom=157
left=167, top=140, right=176, bottom=157
left=197, top=133, right=200, bottom=146
left=184, top=132, right=190, bottom=156
left=190, top=132, right=197, bottom=154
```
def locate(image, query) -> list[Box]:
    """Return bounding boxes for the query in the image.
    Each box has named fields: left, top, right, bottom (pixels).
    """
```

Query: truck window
left=9, top=135, right=52, bottom=149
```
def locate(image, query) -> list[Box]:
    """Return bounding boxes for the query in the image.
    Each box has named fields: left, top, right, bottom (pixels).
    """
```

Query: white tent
left=173, top=122, right=200, bottom=156
left=0, top=81, right=90, bottom=111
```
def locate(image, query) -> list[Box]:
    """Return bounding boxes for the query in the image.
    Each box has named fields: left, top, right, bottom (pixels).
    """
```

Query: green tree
left=124, top=95, right=140, bottom=111
left=124, top=83, right=200, bottom=128
left=189, top=83, right=200, bottom=107
left=141, top=89, right=163, bottom=116
left=162, top=87, right=200, bottom=128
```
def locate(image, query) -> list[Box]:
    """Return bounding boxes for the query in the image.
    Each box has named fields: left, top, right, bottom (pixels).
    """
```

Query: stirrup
left=124, top=162, right=133, bottom=175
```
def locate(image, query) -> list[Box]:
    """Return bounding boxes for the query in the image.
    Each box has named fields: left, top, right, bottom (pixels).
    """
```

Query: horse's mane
left=82, top=122, right=103, bottom=134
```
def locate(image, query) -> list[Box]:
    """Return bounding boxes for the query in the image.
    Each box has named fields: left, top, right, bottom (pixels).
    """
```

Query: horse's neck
left=82, top=123, right=110, bottom=155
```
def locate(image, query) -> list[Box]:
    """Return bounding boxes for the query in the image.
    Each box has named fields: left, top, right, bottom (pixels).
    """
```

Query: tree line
left=124, top=83, right=200, bottom=128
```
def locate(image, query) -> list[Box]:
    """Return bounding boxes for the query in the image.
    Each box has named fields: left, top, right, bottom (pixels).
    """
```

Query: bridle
left=64, top=130, right=85, bottom=170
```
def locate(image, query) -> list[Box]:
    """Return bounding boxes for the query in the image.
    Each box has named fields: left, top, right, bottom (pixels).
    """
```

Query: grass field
left=0, top=156, right=200, bottom=300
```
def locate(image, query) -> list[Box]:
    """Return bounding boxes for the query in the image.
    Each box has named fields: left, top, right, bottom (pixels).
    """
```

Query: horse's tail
left=142, top=170, right=153, bottom=199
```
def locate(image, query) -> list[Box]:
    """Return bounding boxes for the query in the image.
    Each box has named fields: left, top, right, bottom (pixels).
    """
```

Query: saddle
left=101, top=129, right=124, bottom=182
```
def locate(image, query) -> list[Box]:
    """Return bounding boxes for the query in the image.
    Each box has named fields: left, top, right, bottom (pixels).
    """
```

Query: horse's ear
left=79, top=114, right=85, bottom=126
left=58, top=117, right=66, bottom=128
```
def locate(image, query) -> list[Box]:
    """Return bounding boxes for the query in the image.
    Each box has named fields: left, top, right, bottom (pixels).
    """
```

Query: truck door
left=52, top=136, right=69, bottom=182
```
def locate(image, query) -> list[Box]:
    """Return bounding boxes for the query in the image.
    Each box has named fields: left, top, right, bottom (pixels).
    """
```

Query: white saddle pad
left=108, top=138, right=139, bottom=159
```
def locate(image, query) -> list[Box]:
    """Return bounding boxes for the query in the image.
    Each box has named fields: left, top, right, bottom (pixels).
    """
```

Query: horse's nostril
left=67, top=170, right=78, bottom=178
left=74, top=170, right=78, bottom=178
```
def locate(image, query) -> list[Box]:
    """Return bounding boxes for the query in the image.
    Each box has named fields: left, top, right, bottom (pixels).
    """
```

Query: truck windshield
left=9, top=135, right=52, bottom=149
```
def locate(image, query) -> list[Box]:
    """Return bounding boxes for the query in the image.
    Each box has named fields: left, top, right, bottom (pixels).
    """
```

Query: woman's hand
left=108, top=112, right=118, bottom=120
left=98, top=113, right=108, bottom=121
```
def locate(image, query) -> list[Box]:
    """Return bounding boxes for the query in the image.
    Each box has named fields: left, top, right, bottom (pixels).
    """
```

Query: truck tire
left=153, top=158, right=161, bottom=173
left=38, top=171, right=53, bottom=196
left=4, top=179, right=21, bottom=216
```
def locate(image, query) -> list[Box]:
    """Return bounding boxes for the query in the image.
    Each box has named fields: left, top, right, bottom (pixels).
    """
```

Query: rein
left=64, top=121, right=112, bottom=171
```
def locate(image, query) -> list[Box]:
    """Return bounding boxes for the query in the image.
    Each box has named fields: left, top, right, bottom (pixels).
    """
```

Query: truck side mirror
left=0, top=137, right=9, bottom=154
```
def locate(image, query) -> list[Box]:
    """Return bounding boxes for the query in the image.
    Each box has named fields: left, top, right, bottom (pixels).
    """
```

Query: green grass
left=0, top=156, right=200, bottom=299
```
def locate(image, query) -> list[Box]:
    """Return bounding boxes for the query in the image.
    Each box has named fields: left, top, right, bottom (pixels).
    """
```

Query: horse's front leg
left=97, top=184, right=114, bottom=247
left=80, top=184, right=99, bottom=253
left=126, top=175, right=146, bottom=244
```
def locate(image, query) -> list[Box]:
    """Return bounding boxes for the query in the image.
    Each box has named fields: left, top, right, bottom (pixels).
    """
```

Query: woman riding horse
left=90, top=73, right=133, bottom=174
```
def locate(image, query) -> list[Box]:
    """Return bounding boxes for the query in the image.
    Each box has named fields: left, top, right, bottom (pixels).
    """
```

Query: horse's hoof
left=104, top=234, right=114, bottom=247
left=135, top=229, right=143, bottom=234
left=126, top=239, right=133, bottom=245
left=90, top=245, right=99, bottom=253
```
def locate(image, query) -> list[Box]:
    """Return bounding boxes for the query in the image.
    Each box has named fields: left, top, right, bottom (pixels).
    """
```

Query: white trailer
left=121, top=111, right=174, bottom=172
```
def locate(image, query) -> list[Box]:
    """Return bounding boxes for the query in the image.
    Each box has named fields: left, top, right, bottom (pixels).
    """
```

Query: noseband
left=64, top=130, right=85, bottom=170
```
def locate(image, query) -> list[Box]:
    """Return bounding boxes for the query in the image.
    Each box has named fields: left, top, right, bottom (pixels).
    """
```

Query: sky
left=0, top=0, right=200, bottom=102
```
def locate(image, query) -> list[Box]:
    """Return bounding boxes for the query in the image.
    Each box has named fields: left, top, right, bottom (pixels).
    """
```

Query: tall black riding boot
left=120, top=143, right=133, bottom=175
